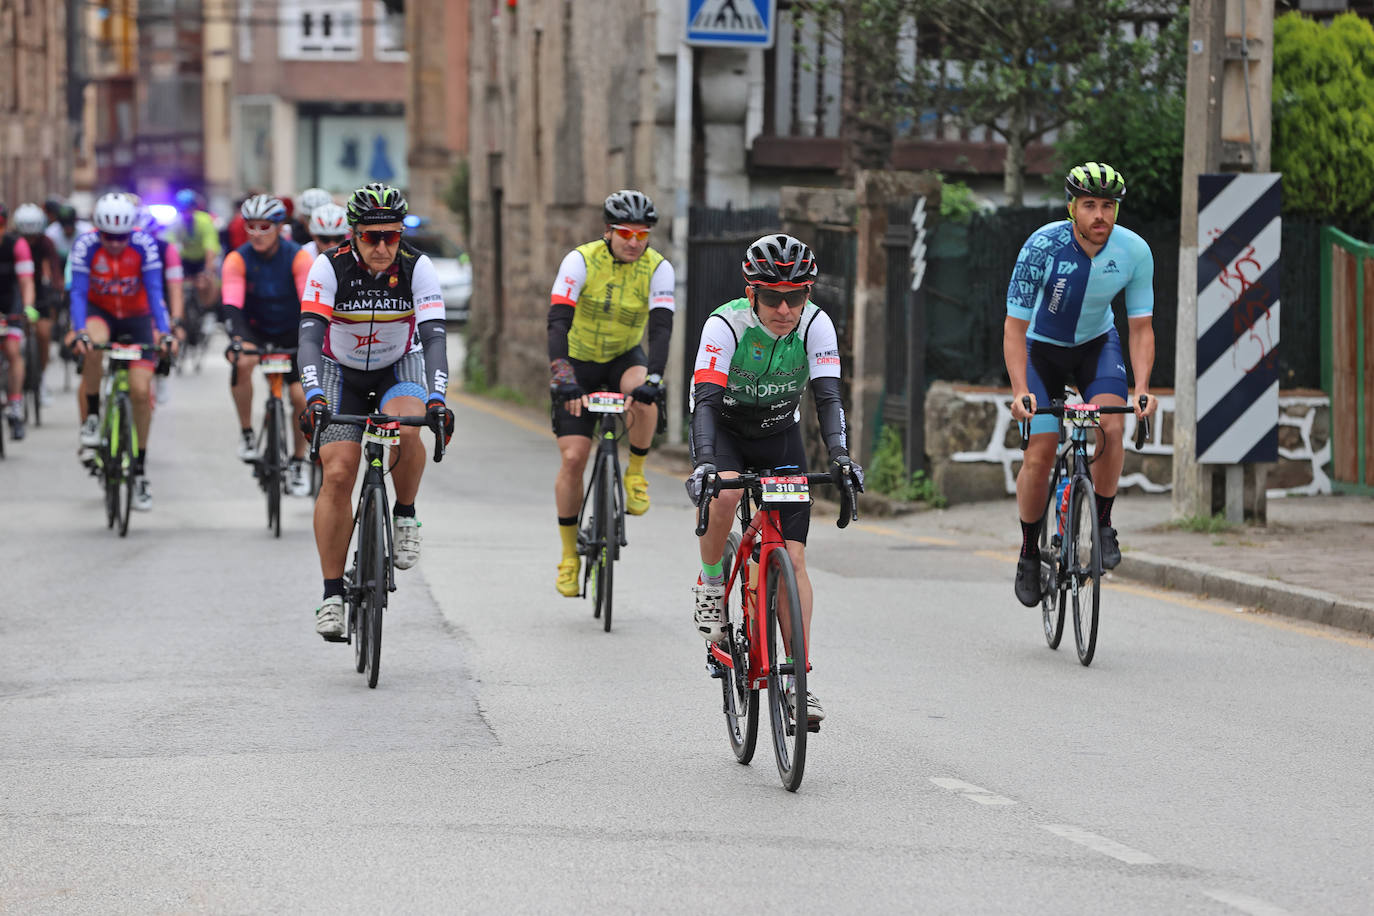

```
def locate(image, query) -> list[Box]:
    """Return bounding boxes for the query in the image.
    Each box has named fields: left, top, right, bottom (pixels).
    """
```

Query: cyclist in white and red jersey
left=0, top=204, right=38, bottom=439
left=296, top=183, right=453, bottom=640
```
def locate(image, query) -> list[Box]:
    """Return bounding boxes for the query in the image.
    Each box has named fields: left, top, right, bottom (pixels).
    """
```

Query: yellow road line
left=451, top=391, right=552, bottom=439
left=856, top=521, right=960, bottom=548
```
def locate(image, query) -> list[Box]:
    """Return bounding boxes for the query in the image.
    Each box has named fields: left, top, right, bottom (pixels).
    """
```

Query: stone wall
left=924, top=382, right=1332, bottom=505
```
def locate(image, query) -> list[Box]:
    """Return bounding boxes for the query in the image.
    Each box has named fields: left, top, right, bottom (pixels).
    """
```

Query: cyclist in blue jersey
left=1004, top=162, right=1160, bottom=607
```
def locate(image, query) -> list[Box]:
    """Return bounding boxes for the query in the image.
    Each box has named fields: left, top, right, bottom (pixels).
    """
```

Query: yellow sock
left=559, top=523, right=579, bottom=559
left=627, top=451, right=647, bottom=477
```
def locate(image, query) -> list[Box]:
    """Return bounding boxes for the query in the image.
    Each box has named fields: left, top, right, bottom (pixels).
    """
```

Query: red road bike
left=694, top=469, right=857, bottom=792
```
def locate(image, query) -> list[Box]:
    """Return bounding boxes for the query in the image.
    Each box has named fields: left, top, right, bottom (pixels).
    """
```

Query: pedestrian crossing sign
left=686, top=0, right=776, bottom=48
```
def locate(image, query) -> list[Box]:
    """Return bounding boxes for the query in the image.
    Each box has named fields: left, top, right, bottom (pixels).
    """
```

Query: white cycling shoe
left=79, top=415, right=101, bottom=448
left=132, top=476, right=153, bottom=511
left=393, top=516, right=421, bottom=570
left=693, top=577, right=727, bottom=643
left=315, top=595, right=344, bottom=640
left=288, top=460, right=311, bottom=497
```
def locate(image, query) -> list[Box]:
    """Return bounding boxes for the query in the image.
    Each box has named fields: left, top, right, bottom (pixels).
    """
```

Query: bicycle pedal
left=319, top=632, right=348, bottom=644
left=807, top=720, right=821, bottom=733
left=705, top=656, right=726, bottom=678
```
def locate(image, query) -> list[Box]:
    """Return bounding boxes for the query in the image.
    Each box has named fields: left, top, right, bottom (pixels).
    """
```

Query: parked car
left=403, top=226, right=472, bottom=323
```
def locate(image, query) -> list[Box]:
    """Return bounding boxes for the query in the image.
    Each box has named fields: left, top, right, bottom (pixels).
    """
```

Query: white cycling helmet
left=308, top=203, right=348, bottom=238
left=12, top=203, right=47, bottom=235
left=92, top=192, right=140, bottom=234
left=297, top=187, right=333, bottom=216
left=240, top=194, right=288, bottom=223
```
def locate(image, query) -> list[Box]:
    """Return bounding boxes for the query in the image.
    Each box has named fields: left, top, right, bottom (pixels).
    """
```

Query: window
left=279, top=0, right=361, bottom=61
left=373, top=1, right=406, bottom=61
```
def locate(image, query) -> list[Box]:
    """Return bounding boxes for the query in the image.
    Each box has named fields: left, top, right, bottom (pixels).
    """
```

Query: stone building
left=405, top=0, right=470, bottom=243
left=0, top=0, right=71, bottom=207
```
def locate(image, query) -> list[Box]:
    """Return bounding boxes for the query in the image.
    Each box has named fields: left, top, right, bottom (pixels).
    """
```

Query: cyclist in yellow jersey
left=548, top=190, right=676, bottom=596
left=170, top=188, right=222, bottom=312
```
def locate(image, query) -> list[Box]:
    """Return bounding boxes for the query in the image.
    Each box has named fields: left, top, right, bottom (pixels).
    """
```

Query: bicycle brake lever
left=1134, top=394, right=1150, bottom=451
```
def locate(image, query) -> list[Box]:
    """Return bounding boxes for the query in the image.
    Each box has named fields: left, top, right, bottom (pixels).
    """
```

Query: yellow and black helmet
left=1065, top=162, right=1126, bottom=201
left=346, top=182, right=407, bottom=226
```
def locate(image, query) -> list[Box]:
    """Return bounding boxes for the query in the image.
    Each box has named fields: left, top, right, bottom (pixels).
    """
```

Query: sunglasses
left=99, top=231, right=132, bottom=243
left=358, top=229, right=402, bottom=246
left=245, top=222, right=279, bottom=235
left=611, top=225, right=651, bottom=242
left=316, top=234, right=347, bottom=245
left=751, top=286, right=810, bottom=309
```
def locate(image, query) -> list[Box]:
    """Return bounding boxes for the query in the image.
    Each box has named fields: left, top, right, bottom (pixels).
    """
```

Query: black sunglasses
left=751, top=286, right=810, bottom=309
left=99, top=231, right=132, bottom=243
left=316, top=235, right=347, bottom=245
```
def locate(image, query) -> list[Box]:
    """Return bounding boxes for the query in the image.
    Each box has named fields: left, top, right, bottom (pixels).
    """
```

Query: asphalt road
left=3, top=342, right=1372, bottom=914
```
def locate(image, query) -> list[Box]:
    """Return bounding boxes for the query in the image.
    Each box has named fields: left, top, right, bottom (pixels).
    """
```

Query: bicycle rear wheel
left=361, top=485, right=389, bottom=688
left=1040, top=468, right=1065, bottom=649
left=1069, top=480, right=1101, bottom=666
left=720, top=531, right=759, bottom=764
left=764, top=547, right=807, bottom=792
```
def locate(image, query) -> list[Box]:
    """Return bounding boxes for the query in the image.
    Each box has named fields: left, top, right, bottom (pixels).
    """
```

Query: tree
left=1054, top=8, right=1188, bottom=223
left=921, top=0, right=1179, bottom=204
left=1272, top=12, right=1374, bottom=223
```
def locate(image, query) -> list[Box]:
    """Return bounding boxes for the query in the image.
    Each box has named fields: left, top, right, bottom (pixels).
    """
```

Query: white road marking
left=1204, top=890, right=1295, bottom=916
left=930, top=778, right=1016, bottom=805
left=1040, top=824, right=1161, bottom=864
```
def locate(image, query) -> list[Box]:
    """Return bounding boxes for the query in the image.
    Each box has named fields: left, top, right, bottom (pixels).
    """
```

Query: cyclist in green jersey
left=685, top=234, right=864, bottom=726
left=170, top=188, right=222, bottom=311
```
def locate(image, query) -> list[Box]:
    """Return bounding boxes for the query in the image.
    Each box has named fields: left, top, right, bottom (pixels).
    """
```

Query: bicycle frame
left=100, top=344, right=145, bottom=466
left=576, top=397, right=628, bottom=557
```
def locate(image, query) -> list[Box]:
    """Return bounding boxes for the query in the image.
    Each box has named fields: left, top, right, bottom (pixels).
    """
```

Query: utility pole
left=1172, top=0, right=1275, bottom=521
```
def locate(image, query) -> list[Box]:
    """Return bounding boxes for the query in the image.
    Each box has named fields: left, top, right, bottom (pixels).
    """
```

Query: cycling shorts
left=317, top=352, right=427, bottom=445
left=31, top=285, right=61, bottom=320
left=1025, top=326, right=1128, bottom=436
left=710, top=422, right=811, bottom=544
left=550, top=345, right=647, bottom=438
left=85, top=305, right=157, bottom=371
left=238, top=323, right=301, bottom=385
left=182, top=257, right=207, bottom=278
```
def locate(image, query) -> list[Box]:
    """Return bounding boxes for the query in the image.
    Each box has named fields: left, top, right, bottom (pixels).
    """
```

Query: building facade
left=232, top=0, right=408, bottom=202
left=405, top=0, right=470, bottom=243
left=0, top=0, right=71, bottom=207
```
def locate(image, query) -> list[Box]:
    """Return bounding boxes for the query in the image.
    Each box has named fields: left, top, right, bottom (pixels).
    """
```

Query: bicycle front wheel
left=23, top=330, right=41, bottom=427
left=361, top=485, right=389, bottom=688
left=765, top=547, right=807, bottom=792
left=1069, top=480, right=1101, bottom=666
left=264, top=398, right=284, bottom=537
left=115, top=403, right=134, bottom=537
left=720, top=531, right=759, bottom=764
left=598, top=450, right=617, bottom=632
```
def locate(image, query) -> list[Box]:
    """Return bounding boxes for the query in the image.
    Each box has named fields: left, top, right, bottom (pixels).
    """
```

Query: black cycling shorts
left=318, top=352, right=427, bottom=445
left=239, top=323, right=301, bottom=383
left=1025, top=327, right=1129, bottom=436
left=710, top=422, right=811, bottom=545
left=550, top=346, right=647, bottom=438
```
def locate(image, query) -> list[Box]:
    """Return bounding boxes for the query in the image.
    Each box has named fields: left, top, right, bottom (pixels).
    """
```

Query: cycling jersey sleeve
left=163, top=242, right=184, bottom=282
left=411, top=255, right=449, bottom=403
left=645, top=307, right=673, bottom=377
left=135, top=232, right=169, bottom=334
left=1006, top=234, right=1051, bottom=322
left=298, top=255, right=336, bottom=400
left=803, top=308, right=841, bottom=380
left=68, top=233, right=97, bottom=328
left=1123, top=236, right=1155, bottom=318
left=811, top=376, right=850, bottom=460
left=689, top=315, right=740, bottom=466
left=221, top=250, right=248, bottom=336
left=649, top=259, right=676, bottom=311
left=548, top=249, right=588, bottom=362
left=13, top=238, right=33, bottom=277
left=291, top=248, right=313, bottom=299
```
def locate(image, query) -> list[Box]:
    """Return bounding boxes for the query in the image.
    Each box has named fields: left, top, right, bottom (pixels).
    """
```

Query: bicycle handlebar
left=1018, top=395, right=1150, bottom=451
left=309, top=412, right=446, bottom=464
left=694, top=471, right=858, bottom=537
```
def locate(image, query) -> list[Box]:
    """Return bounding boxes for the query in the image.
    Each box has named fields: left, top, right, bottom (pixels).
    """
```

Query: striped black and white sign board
left=1196, top=173, right=1281, bottom=464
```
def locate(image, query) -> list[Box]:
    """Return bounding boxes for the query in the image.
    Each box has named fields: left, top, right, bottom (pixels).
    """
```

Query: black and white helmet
left=92, top=192, right=140, bottom=234
left=297, top=187, right=333, bottom=216
left=603, top=189, right=658, bottom=226
left=741, top=234, right=818, bottom=286
left=240, top=194, right=288, bottom=223
left=12, top=203, right=47, bottom=235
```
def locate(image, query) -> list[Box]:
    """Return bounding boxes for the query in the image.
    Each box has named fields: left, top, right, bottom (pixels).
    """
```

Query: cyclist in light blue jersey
left=1004, top=162, right=1161, bottom=607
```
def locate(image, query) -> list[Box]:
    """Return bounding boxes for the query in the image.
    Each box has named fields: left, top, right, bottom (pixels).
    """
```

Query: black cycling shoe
left=1015, top=554, right=1043, bottom=607
left=1100, top=525, right=1121, bottom=570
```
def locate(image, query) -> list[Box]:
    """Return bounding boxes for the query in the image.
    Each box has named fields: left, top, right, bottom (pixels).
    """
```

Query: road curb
left=1116, top=551, right=1374, bottom=637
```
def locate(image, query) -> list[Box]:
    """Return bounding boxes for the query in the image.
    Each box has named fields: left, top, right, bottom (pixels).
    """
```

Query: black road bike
left=576, top=391, right=630, bottom=632
left=234, top=343, right=297, bottom=538
left=1020, top=396, right=1149, bottom=666
left=310, top=411, right=446, bottom=688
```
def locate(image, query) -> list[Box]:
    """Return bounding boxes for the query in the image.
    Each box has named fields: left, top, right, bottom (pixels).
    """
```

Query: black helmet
left=346, top=182, right=408, bottom=226
left=603, top=189, right=657, bottom=226
left=1065, top=162, right=1126, bottom=201
left=741, top=234, right=819, bottom=286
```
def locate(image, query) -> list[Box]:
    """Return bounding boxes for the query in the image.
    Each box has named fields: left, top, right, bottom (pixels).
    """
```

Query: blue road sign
left=686, top=0, right=776, bottom=48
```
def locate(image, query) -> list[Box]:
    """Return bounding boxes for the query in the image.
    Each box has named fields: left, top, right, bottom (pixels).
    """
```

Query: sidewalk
left=881, top=491, right=1374, bottom=636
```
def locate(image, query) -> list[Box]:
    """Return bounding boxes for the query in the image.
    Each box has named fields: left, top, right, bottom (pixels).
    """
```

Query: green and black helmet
left=1065, top=162, right=1126, bottom=201
left=346, top=182, right=408, bottom=226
